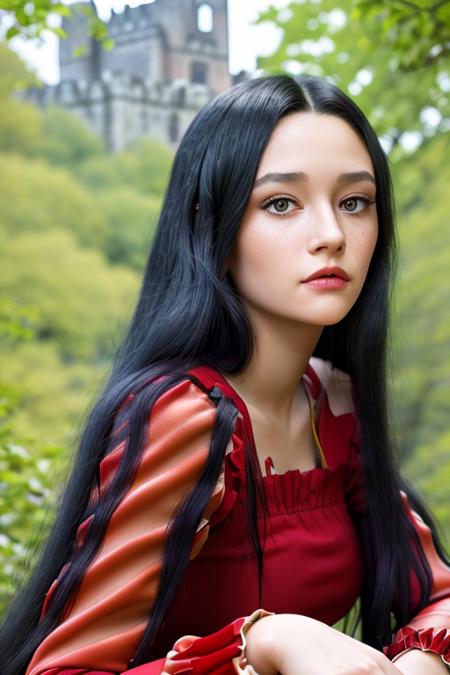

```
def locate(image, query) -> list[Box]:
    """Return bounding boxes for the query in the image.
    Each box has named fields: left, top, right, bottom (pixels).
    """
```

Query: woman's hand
left=244, top=613, right=404, bottom=675
left=391, top=648, right=448, bottom=674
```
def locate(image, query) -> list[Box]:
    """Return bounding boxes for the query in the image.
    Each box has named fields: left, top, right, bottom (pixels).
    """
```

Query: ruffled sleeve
left=25, top=378, right=274, bottom=675
left=156, top=608, right=275, bottom=675
left=383, top=491, right=450, bottom=667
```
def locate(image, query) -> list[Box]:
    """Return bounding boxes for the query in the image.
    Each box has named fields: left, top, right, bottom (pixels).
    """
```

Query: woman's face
left=225, top=111, right=379, bottom=328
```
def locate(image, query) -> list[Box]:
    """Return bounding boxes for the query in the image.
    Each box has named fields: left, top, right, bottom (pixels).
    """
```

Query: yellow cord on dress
left=302, top=379, right=328, bottom=469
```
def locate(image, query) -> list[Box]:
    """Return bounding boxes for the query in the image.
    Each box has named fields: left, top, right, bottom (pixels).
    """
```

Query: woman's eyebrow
left=253, top=170, right=376, bottom=188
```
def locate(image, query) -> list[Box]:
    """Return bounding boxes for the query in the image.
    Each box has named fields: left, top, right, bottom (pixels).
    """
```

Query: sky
left=4, top=0, right=291, bottom=85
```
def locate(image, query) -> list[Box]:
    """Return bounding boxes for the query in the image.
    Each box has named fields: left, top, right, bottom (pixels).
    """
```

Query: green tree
left=39, top=105, right=106, bottom=165
left=356, top=0, right=450, bottom=71
left=390, top=132, right=450, bottom=454
left=0, top=42, right=42, bottom=155
left=0, top=299, right=62, bottom=610
left=0, top=0, right=112, bottom=48
left=96, top=188, right=162, bottom=271
left=0, top=153, right=108, bottom=249
left=254, top=0, right=449, bottom=154
left=0, top=40, right=38, bottom=96
left=76, top=137, right=173, bottom=197
left=0, top=229, right=137, bottom=364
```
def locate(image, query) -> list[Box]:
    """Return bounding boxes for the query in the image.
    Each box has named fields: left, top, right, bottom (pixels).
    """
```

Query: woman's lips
left=302, top=276, right=349, bottom=289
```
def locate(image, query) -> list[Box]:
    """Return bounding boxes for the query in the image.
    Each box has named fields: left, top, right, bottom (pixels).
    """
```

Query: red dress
left=24, top=360, right=450, bottom=675
left=155, top=363, right=364, bottom=656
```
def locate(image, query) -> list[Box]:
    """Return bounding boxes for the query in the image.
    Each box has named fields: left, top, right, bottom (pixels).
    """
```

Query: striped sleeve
left=26, top=380, right=220, bottom=674
left=25, top=379, right=273, bottom=675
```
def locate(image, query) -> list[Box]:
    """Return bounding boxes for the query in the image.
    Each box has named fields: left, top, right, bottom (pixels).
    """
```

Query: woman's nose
left=306, top=203, right=346, bottom=253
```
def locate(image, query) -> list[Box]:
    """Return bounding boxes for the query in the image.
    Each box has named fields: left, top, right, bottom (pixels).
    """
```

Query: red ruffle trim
left=162, top=616, right=247, bottom=674
left=384, top=625, right=450, bottom=666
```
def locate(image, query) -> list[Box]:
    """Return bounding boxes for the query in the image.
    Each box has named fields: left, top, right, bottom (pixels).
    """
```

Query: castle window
left=197, top=3, right=213, bottom=33
left=191, top=61, right=208, bottom=85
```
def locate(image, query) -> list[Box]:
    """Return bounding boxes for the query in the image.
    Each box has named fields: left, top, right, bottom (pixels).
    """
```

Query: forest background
left=0, top=0, right=449, bottom=614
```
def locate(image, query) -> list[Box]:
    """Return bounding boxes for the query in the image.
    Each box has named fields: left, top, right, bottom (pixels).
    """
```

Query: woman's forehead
left=255, top=111, right=374, bottom=181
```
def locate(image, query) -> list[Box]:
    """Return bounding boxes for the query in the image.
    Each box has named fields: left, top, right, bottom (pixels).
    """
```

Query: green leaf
left=52, top=3, right=71, bottom=17
left=72, top=45, right=87, bottom=58
left=51, top=26, right=67, bottom=39
left=5, top=26, right=20, bottom=40
left=101, top=38, right=114, bottom=51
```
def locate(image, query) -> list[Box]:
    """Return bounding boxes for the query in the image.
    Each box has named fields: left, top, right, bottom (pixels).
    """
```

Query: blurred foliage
left=0, top=298, right=61, bottom=606
left=0, top=229, right=137, bottom=362
left=390, top=132, right=450, bottom=447
left=0, top=42, right=42, bottom=154
left=0, top=44, right=173, bottom=609
left=0, top=40, right=38, bottom=95
left=356, top=0, right=450, bottom=71
left=389, top=131, right=450, bottom=532
left=0, top=0, right=113, bottom=50
left=0, top=154, right=109, bottom=249
left=96, top=189, right=162, bottom=271
left=75, top=138, right=173, bottom=197
left=0, top=427, right=64, bottom=606
left=0, top=298, right=40, bottom=343
left=254, top=0, right=450, bottom=154
left=40, top=105, right=106, bottom=164
left=0, top=96, right=42, bottom=154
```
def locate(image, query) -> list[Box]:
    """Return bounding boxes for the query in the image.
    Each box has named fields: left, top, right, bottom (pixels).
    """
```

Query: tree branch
left=392, top=0, right=450, bottom=16
left=431, top=0, right=450, bottom=13
left=391, top=0, right=424, bottom=12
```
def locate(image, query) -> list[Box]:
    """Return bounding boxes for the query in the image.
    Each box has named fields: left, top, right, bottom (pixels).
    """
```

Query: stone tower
left=29, top=0, right=236, bottom=152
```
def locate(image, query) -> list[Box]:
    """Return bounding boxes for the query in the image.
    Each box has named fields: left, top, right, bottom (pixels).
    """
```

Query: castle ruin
left=29, top=0, right=239, bottom=151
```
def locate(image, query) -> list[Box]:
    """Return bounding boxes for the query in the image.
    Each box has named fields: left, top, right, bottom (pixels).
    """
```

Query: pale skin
left=220, top=112, right=447, bottom=674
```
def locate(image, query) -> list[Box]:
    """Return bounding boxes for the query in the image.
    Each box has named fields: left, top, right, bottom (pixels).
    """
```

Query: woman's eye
left=261, top=196, right=297, bottom=216
left=340, top=195, right=375, bottom=214
left=261, top=194, right=375, bottom=217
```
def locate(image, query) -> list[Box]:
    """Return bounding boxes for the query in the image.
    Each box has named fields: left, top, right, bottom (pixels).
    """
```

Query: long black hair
left=1, top=74, right=448, bottom=673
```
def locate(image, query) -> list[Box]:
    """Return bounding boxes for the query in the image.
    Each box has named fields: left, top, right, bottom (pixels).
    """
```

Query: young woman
left=1, top=74, right=449, bottom=675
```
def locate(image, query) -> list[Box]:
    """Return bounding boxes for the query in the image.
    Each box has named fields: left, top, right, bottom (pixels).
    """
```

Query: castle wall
left=31, top=0, right=237, bottom=152
left=101, top=28, right=166, bottom=83
left=27, top=75, right=211, bottom=152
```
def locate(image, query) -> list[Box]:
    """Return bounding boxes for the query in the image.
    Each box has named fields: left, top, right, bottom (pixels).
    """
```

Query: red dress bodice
left=155, top=364, right=365, bottom=657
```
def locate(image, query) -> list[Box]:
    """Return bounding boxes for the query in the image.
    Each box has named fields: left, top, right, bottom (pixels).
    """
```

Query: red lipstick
left=302, top=266, right=350, bottom=290
left=303, top=266, right=350, bottom=282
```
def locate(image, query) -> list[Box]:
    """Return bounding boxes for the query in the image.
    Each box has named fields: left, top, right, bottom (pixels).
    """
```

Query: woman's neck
left=223, top=308, right=323, bottom=427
